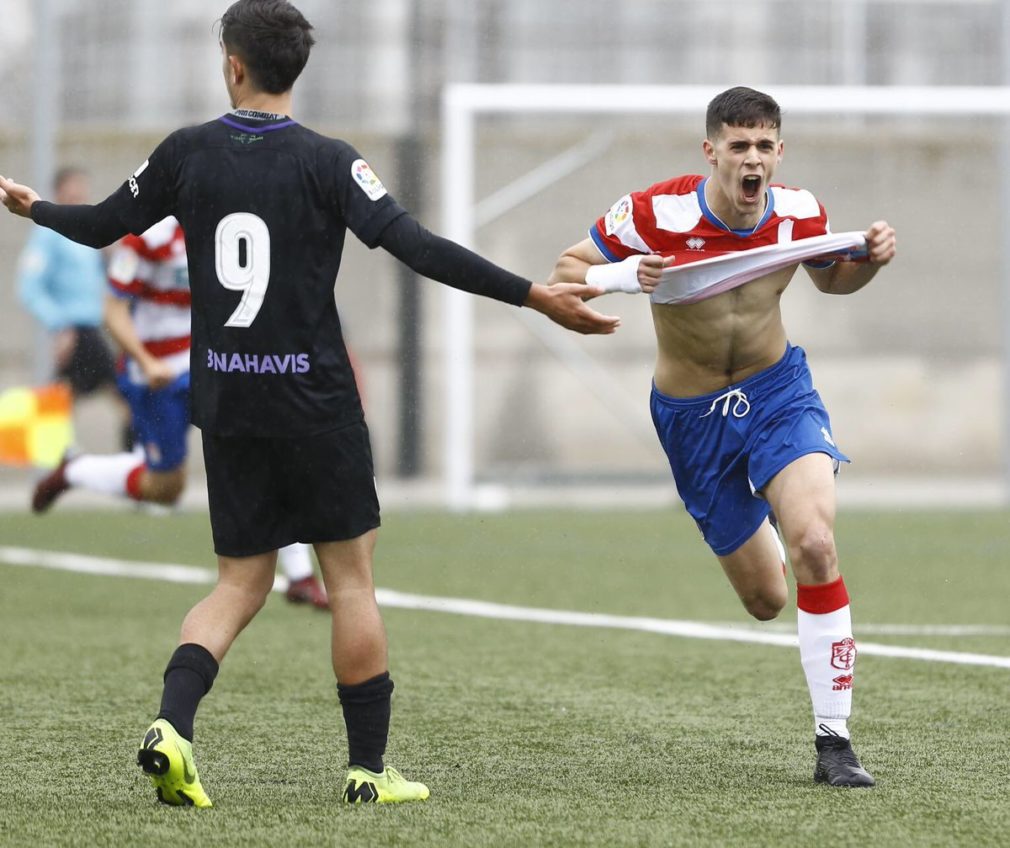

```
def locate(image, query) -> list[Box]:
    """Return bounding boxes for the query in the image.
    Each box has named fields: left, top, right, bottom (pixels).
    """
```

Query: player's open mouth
left=741, top=175, right=762, bottom=201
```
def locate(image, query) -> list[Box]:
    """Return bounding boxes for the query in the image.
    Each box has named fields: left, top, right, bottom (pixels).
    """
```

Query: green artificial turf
left=0, top=508, right=1007, bottom=846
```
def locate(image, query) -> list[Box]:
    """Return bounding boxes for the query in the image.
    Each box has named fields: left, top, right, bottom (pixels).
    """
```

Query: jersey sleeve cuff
left=589, top=227, right=622, bottom=263
left=30, top=200, right=53, bottom=225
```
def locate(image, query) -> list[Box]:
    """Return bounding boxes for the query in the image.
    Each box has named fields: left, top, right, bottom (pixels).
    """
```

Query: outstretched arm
left=376, top=213, right=621, bottom=335
left=806, top=221, right=896, bottom=295
left=1, top=175, right=132, bottom=248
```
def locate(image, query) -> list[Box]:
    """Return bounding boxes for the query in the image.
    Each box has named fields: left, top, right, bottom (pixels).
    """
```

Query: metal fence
left=2, top=0, right=1008, bottom=133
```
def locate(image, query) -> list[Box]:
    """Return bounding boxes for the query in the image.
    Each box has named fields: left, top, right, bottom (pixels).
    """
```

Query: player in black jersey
left=2, top=0, right=621, bottom=808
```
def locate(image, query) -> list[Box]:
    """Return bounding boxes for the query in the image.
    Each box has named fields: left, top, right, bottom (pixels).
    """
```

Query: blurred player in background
left=1, top=0, right=618, bottom=809
left=17, top=166, right=131, bottom=447
left=549, top=86, right=896, bottom=788
left=30, top=214, right=328, bottom=609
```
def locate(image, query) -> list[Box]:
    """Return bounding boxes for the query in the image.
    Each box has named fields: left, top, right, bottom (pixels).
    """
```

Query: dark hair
left=705, top=87, right=781, bottom=138
left=220, top=0, right=315, bottom=94
left=53, top=166, right=87, bottom=192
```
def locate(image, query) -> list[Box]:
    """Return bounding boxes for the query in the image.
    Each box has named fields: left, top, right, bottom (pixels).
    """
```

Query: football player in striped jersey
left=550, top=86, right=896, bottom=787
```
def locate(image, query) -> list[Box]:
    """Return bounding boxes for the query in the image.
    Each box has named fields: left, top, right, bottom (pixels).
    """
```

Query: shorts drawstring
left=700, top=388, right=751, bottom=419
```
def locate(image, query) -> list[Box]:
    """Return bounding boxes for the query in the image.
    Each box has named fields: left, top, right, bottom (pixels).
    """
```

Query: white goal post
left=440, top=83, right=1010, bottom=510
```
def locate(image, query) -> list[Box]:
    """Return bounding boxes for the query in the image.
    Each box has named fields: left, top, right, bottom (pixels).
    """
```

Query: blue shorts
left=650, top=344, right=848, bottom=556
left=117, top=372, right=191, bottom=472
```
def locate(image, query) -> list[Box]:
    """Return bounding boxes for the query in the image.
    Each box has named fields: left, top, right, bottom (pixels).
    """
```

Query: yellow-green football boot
left=342, top=765, right=429, bottom=804
left=137, top=719, right=213, bottom=808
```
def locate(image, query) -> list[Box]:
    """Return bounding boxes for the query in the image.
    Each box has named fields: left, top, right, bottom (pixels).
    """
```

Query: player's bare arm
left=548, top=236, right=669, bottom=294
left=807, top=220, right=896, bottom=295
left=104, top=294, right=174, bottom=390
left=0, top=176, right=41, bottom=218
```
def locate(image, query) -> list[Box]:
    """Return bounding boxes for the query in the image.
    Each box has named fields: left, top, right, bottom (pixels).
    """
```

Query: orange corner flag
left=0, top=384, right=74, bottom=468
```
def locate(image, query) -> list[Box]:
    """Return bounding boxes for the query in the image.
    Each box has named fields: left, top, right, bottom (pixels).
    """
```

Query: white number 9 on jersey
left=215, top=212, right=271, bottom=327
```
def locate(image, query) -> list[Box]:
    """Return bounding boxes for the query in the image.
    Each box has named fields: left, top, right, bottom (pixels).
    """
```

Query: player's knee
left=143, top=469, right=186, bottom=504
left=163, top=479, right=185, bottom=504
left=247, top=584, right=273, bottom=612
left=224, top=574, right=274, bottom=613
left=744, top=602, right=780, bottom=622
left=149, top=486, right=182, bottom=505
left=742, top=589, right=787, bottom=621
left=789, top=525, right=837, bottom=580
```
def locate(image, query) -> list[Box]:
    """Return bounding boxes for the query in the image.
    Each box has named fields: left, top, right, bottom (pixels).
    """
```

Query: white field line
left=0, top=545, right=290, bottom=591
left=2, top=546, right=1008, bottom=670
left=374, top=590, right=1010, bottom=670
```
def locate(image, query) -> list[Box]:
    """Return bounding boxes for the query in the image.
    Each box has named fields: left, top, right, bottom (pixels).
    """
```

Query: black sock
left=337, top=672, right=394, bottom=773
left=157, top=643, right=219, bottom=742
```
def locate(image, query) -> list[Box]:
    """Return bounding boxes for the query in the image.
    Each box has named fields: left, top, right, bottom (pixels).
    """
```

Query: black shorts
left=57, top=326, right=117, bottom=396
left=201, top=421, right=381, bottom=557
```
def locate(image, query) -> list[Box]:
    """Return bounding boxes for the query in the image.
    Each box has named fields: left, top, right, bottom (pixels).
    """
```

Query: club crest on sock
left=830, top=637, right=856, bottom=670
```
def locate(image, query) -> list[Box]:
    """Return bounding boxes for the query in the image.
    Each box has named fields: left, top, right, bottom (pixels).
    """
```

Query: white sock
left=797, top=576, right=855, bottom=740
left=65, top=453, right=145, bottom=498
left=278, top=543, right=313, bottom=581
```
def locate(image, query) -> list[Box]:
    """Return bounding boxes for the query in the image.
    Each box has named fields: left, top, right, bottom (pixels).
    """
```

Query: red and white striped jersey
left=107, top=216, right=191, bottom=384
left=590, top=174, right=831, bottom=267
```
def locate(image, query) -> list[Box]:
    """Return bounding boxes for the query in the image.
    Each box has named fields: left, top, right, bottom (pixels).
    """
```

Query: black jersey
left=30, top=110, right=536, bottom=436
left=104, top=111, right=406, bottom=437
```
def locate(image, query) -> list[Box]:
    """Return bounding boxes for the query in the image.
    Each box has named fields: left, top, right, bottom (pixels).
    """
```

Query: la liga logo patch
left=351, top=159, right=387, bottom=201
left=604, top=195, right=632, bottom=234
